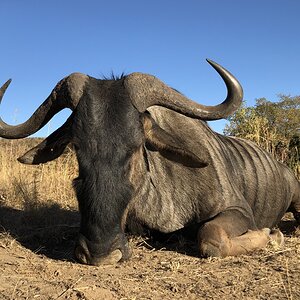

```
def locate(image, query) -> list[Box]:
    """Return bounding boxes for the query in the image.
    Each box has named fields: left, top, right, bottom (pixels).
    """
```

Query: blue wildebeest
left=0, top=60, right=299, bottom=265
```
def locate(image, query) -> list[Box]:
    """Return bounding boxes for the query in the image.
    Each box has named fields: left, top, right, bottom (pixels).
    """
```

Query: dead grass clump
left=0, top=139, right=80, bottom=258
left=0, top=230, right=16, bottom=249
left=0, top=139, right=78, bottom=210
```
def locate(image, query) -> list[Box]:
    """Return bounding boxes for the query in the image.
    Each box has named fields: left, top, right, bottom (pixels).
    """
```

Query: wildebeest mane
left=101, top=72, right=127, bottom=81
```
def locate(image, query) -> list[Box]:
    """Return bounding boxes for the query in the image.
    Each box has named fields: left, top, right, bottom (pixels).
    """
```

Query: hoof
left=269, top=229, right=284, bottom=247
left=261, top=228, right=271, bottom=236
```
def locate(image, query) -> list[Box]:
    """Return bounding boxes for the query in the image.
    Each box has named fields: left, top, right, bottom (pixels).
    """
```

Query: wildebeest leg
left=198, top=210, right=283, bottom=257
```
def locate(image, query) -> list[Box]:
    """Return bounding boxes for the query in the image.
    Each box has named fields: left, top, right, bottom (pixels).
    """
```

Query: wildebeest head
left=0, top=60, right=243, bottom=265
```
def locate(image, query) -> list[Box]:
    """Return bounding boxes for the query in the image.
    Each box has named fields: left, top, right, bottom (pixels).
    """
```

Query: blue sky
left=0, top=0, right=299, bottom=136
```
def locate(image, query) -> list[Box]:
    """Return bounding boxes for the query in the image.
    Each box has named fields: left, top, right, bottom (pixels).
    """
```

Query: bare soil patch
left=1, top=205, right=299, bottom=299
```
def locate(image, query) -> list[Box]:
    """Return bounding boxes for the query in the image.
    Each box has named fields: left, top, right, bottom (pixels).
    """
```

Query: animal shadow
left=278, top=216, right=299, bottom=236
left=0, top=201, right=80, bottom=262
left=131, top=224, right=201, bottom=258
left=1, top=201, right=297, bottom=263
left=0, top=199, right=200, bottom=262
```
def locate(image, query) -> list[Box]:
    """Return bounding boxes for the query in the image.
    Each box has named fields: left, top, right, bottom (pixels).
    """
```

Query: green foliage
left=224, top=95, right=300, bottom=179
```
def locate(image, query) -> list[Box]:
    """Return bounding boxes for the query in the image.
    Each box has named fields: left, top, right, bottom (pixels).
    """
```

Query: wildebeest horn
left=0, top=73, right=86, bottom=139
left=0, top=79, right=12, bottom=102
left=125, top=59, right=243, bottom=120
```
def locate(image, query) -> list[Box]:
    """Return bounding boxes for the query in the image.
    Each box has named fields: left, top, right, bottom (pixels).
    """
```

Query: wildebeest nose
left=74, top=234, right=124, bottom=266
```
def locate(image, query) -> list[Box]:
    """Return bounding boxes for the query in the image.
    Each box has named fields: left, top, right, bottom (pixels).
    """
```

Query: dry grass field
left=0, top=139, right=299, bottom=300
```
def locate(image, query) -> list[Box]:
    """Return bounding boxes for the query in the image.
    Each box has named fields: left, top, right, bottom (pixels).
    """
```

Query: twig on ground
left=56, top=276, right=83, bottom=299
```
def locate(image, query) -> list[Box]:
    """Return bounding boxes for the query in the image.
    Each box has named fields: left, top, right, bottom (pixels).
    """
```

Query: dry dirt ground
left=0, top=139, right=299, bottom=299
left=0, top=207, right=299, bottom=300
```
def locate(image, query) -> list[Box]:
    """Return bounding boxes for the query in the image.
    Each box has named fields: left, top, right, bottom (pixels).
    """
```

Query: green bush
left=224, top=95, right=300, bottom=179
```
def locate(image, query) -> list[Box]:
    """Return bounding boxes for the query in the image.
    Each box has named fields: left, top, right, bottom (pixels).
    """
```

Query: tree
left=224, top=95, right=300, bottom=179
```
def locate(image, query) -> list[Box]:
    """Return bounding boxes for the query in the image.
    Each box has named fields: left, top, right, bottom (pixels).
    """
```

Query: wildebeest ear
left=142, top=113, right=209, bottom=168
left=18, top=115, right=73, bottom=165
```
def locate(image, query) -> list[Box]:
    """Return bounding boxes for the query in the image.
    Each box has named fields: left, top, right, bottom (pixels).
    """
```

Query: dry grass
left=0, top=139, right=78, bottom=210
left=0, top=139, right=80, bottom=259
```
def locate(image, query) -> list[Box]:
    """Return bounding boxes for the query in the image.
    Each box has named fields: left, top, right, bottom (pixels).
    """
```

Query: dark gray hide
left=130, top=106, right=299, bottom=231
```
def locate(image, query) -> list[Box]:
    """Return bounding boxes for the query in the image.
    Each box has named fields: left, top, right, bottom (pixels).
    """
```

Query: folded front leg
left=197, top=210, right=283, bottom=257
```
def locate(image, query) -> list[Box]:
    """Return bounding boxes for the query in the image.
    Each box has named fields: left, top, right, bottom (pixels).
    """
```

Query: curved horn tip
left=206, top=58, right=214, bottom=64
left=0, top=79, right=12, bottom=103
left=2, top=79, right=12, bottom=88
left=2, top=78, right=12, bottom=87
left=206, top=58, right=222, bottom=69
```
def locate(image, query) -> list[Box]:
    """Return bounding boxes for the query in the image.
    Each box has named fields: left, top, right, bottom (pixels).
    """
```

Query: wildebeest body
left=0, top=60, right=299, bottom=265
left=128, top=107, right=298, bottom=233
